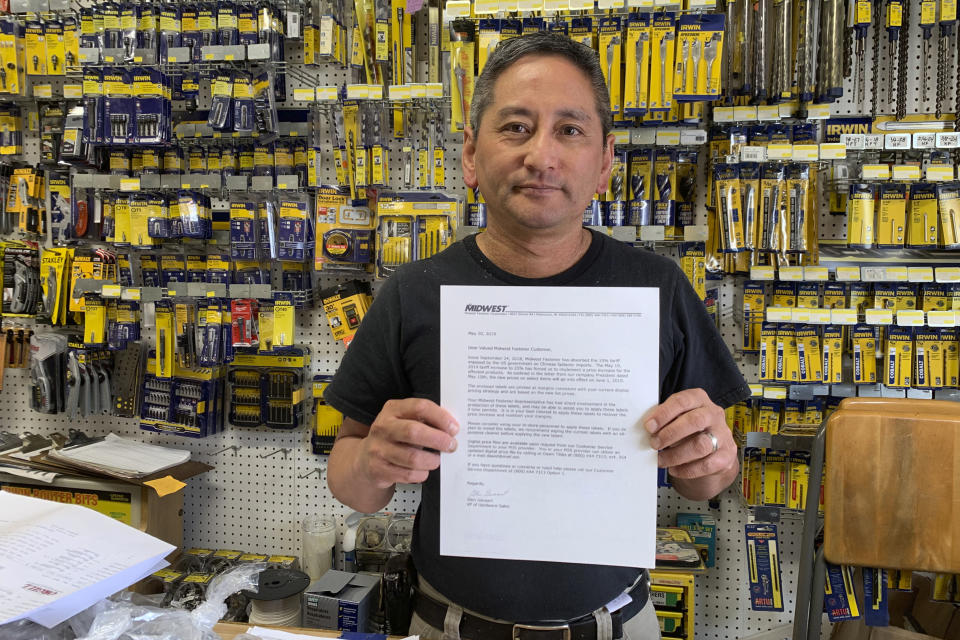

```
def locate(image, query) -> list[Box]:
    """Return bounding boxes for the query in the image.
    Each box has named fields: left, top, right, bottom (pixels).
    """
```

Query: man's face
left=462, top=55, right=614, bottom=234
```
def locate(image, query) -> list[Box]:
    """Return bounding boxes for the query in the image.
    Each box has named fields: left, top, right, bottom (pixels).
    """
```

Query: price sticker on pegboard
left=884, top=133, right=911, bottom=150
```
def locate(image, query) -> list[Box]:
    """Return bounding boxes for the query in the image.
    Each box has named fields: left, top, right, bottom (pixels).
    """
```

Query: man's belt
left=412, top=577, right=648, bottom=640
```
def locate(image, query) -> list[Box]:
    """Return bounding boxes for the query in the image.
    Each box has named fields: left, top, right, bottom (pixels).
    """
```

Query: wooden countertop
left=213, top=622, right=405, bottom=639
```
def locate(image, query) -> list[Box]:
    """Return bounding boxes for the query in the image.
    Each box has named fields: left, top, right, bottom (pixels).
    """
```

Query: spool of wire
left=244, top=568, right=310, bottom=627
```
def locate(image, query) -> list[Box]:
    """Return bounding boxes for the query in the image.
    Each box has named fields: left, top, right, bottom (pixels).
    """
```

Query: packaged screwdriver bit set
left=142, top=349, right=226, bottom=437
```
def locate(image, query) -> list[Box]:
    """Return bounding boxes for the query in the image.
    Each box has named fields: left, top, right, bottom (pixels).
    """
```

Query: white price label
left=928, top=311, right=958, bottom=327
left=750, top=266, right=776, bottom=281
left=884, top=133, right=911, bottom=150
left=841, top=134, right=866, bottom=150
left=936, top=132, right=960, bottom=148
left=680, top=130, right=707, bottom=146
left=757, top=105, right=780, bottom=121
left=766, top=308, right=794, bottom=322
left=831, top=309, right=858, bottom=325
left=808, top=309, right=832, bottom=324
left=896, top=310, right=926, bottom=327
left=892, top=165, right=921, bottom=181
left=937, top=267, right=960, bottom=282
left=656, top=130, right=681, bottom=146
left=913, top=133, right=937, bottom=149
left=763, top=386, right=788, bottom=400
left=805, top=267, right=829, bottom=281
left=767, top=144, right=792, bottom=160
left=927, top=166, right=955, bottom=181
left=886, top=267, right=908, bottom=281
left=713, top=107, right=734, bottom=122
left=862, top=164, right=890, bottom=180
left=779, top=266, right=804, bottom=281
left=741, top=146, right=767, bottom=162
left=792, top=144, right=819, bottom=161
left=836, top=266, right=861, bottom=281
left=863, top=134, right=884, bottom=150
left=792, top=309, right=812, bottom=323
left=820, top=143, right=847, bottom=160
left=908, top=267, right=934, bottom=282
left=733, top=106, right=758, bottom=121
left=865, top=309, right=894, bottom=325
left=612, top=130, right=631, bottom=145
left=806, top=103, right=830, bottom=119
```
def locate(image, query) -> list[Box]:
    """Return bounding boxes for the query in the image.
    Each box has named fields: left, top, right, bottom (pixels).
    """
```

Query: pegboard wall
left=4, top=3, right=951, bottom=638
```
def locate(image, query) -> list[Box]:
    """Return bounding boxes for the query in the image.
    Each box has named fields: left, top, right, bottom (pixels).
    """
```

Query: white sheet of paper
left=0, top=492, right=175, bottom=628
left=439, top=285, right=659, bottom=568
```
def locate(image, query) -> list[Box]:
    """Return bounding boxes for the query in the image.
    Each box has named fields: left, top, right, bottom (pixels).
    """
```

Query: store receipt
left=439, top=285, right=659, bottom=568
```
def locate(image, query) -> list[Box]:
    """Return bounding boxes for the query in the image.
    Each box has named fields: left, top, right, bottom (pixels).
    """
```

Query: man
left=326, top=32, right=749, bottom=640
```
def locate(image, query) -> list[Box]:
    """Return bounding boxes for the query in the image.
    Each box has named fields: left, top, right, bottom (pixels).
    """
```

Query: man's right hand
left=327, top=398, right=458, bottom=513
left=358, top=398, right=460, bottom=488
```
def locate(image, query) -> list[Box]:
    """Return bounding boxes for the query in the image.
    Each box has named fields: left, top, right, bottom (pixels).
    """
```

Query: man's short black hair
left=469, top=31, right=613, bottom=141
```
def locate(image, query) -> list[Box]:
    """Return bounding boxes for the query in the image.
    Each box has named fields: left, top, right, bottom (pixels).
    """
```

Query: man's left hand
left=644, top=388, right=738, bottom=500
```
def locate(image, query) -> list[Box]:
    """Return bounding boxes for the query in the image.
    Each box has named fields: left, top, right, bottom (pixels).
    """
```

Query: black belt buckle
left=512, top=622, right=571, bottom=640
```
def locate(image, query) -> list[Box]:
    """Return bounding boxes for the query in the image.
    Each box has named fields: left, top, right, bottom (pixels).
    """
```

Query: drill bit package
left=884, top=326, right=913, bottom=389
left=24, top=17, right=47, bottom=76
left=796, top=324, right=822, bottom=384
left=822, top=324, right=843, bottom=384
left=230, top=199, right=259, bottom=261
left=448, top=19, right=474, bottom=133
left=134, top=66, right=167, bottom=144
left=676, top=151, right=697, bottom=228
left=217, top=0, right=239, bottom=45
left=742, top=281, right=765, bottom=353
left=876, top=182, right=907, bottom=248
left=159, top=3, right=182, bottom=64
left=907, top=183, right=939, bottom=248
left=775, top=324, right=799, bottom=383
left=138, top=5, right=159, bottom=58
left=120, top=2, right=138, bottom=62
left=0, top=18, right=22, bottom=96
left=253, top=69, right=279, bottom=138
left=179, top=190, right=211, bottom=239
left=935, top=182, right=960, bottom=248
left=198, top=2, right=218, bottom=48
left=715, top=163, right=745, bottom=252
left=624, top=13, right=651, bottom=116
left=605, top=151, right=628, bottom=226
left=278, top=197, right=314, bottom=262
left=44, top=19, right=66, bottom=75
left=852, top=323, right=878, bottom=384
left=785, top=164, right=810, bottom=253
left=208, top=68, right=234, bottom=131
left=104, top=68, right=134, bottom=144
left=847, top=183, right=877, bottom=248
left=759, top=322, right=778, bottom=382
left=914, top=327, right=944, bottom=390
left=942, top=327, right=959, bottom=388
left=650, top=13, right=676, bottom=112
left=258, top=198, right=278, bottom=261
left=628, top=148, right=653, bottom=226
left=758, top=163, right=785, bottom=252
left=377, top=212, right=414, bottom=278
left=739, top=162, right=760, bottom=250
left=654, top=150, right=677, bottom=228
left=598, top=17, right=622, bottom=116
left=675, top=13, right=724, bottom=101
left=232, top=70, right=255, bottom=135
left=181, top=3, right=201, bottom=61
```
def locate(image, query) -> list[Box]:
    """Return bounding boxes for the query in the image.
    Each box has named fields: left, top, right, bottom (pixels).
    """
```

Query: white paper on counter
left=439, top=285, right=659, bottom=568
left=0, top=491, right=174, bottom=628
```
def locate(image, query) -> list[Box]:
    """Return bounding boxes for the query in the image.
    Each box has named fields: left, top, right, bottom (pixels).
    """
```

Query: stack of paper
left=46, top=433, right=191, bottom=479
left=0, top=492, right=175, bottom=628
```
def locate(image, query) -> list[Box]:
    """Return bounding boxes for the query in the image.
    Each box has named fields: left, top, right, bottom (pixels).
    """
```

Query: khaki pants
left=408, top=576, right=661, bottom=640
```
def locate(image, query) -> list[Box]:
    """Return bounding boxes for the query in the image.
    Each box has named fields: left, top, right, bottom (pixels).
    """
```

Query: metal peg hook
left=214, top=445, right=241, bottom=456
left=298, top=466, right=327, bottom=479
left=259, top=447, right=291, bottom=459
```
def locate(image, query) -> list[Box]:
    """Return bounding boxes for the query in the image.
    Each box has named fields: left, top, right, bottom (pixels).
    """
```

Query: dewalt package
left=320, top=279, right=372, bottom=347
left=775, top=324, right=799, bottom=383
left=852, top=323, right=878, bottom=384
left=742, top=281, right=765, bottom=353
left=884, top=325, right=913, bottom=388
left=876, top=182, right=907, bottom=248
left=759, top=322, right=778, bottom=382
left=628, top=148, right=653, bottom=226
left=936, top=181, right=960, bottom=248
left=822, top=325, right=844, bottom=384
left=796, top=324, right=823, bottom=384
left=942, top=327, right=959, bottom=388
left=715, top=163, right=744, bottom=252
left=907, top=183, right=939, bottom=248
left=914, top=328, right=944, bottom=390
left=847, top=183, right=876, bottom=248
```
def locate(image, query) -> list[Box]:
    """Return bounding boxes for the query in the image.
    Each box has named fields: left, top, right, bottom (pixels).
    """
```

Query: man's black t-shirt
left=325, top=229, right=750, bottom=622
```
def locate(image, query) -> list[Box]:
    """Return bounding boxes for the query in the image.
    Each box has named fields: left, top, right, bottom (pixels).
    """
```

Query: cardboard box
left=912, top=575, right=959, bottom=638
left=302, top=570, right=380, bottom=632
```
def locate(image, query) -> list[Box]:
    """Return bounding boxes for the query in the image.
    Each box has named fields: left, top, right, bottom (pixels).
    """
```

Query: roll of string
left=247, top=593, right=302, bottom=626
